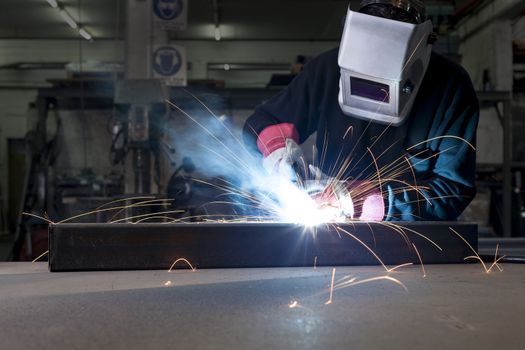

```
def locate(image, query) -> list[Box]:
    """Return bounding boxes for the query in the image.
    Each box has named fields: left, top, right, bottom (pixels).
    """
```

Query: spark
left=94, top=196, right=156, bottom=210
left=334, top=225, right=428, bottom=274
left=381, top=222, right=443, bottom=251
left=168, top=258, right=197, bottom=272
left=404, top=156, right=422, bottom=216
left=165, top=91, right=477, bottom=230
left=22, top=212, right=55, bottom=225
left=164, top=281, right=173, bottom=286
left=333, top=275, right=408, bottom=293
left=412, top=243, right=426, bottom=278
left=21, top=91, right=484, bottom=308
left=319, top=130, right=330, bottom=174
left=387, top=263, right=414, bottom=272
left=336, top=275, right=357, bottom=284
left=191, top=178, right=262, bottom=206
left=449, top=227, right=487, bottom=271
left=325, top=267, right=336, bottom=305
left=335, top=226, right=389, bottom=273
left=354, top=144, right=461, bottom=209
left=110, top=210, right=185, bottom=224
left=407, top=135, right=475, bottom=152
left=373, top=178, right=430, bottom=202
left=55, top=200, right=175, bottom=224
left=108, top=199, right=174, bottom=222
left=343, top=126, right=353, bottom=140
left=400, top=33, right=428, bottom=74
left=25, top=198, right=182, bottom=227
left=450, top=227, right=505, bottom=274
left=488, top=244, right=504, bottom=272
left=335, top=119, right=394, bottom=182
left=31, top=250, right=49, bottom=263
left=133, top=216, right=179, bottom=224
left=288, top=300, right=299, bottom=308
left=366, top=147, right=383, bottom=200
left=462, top=244, right=506, bottom=274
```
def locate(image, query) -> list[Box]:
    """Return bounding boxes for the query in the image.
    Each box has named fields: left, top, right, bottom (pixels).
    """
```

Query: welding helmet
left=338, top=0, right=435, bottom=125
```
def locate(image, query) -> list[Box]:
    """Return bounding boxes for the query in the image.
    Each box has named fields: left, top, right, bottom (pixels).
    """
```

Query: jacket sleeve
left=242, top=61, right=322, bottom=154
left=385, top=73, right=479, bottom=221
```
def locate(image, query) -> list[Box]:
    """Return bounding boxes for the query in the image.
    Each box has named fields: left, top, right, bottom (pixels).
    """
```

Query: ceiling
left=0, top=0, right=458, bottom=41
left=0, top=0, right=125, bottom=39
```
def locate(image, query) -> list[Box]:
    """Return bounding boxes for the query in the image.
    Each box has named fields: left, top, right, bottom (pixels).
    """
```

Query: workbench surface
left=1, top=263, right=524, bottom=349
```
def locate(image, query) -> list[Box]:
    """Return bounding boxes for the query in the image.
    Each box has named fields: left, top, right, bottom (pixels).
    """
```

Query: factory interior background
left=0, top=0, right=524, bottom=261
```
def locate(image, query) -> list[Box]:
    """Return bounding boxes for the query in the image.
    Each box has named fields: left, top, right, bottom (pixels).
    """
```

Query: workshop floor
left=0, top=263, right=524, bottom=349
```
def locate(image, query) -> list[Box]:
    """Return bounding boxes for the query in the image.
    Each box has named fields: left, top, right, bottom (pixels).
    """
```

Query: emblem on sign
left=152, top=46, right=182, bottom=76
left=153, top=0, right=184, bottom=21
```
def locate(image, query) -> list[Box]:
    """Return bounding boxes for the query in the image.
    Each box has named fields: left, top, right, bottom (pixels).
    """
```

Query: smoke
left=165, top=100, right=277, bottom=217
left=165, top=99, right=324, bottom=222
left=168, top=106, right=262, bottom=186
left=165, top=97, right=347, bottom=225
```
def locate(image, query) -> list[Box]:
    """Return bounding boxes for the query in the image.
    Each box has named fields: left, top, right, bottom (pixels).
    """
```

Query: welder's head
left=338, top=0, right=434, bottom=125
left=358, top=0, right=425, bottom=24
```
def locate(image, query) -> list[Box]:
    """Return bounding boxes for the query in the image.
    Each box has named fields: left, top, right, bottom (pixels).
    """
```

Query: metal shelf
left=477, top=91, right=513, bottom=237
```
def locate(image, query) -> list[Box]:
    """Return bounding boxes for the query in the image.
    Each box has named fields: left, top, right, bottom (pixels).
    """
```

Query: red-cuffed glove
left=257, top=123, right=304, bottom=181
left=262, top=139, right=304, bottom=181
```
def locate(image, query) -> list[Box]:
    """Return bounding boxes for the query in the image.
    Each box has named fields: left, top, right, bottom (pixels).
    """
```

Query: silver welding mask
left=338, top=1, right=434, bottom=125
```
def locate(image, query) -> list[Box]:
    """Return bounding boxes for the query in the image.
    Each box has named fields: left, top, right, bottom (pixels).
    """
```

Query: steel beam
left=49, top=222, right=477, bottom=271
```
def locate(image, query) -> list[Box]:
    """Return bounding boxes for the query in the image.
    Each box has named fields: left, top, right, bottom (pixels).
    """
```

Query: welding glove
left=308, top=165, right=355, bottom=218
left=353, top=182, right=385, bottom=221
left=262, top=138, right=305, bottom=182
left=309, top=165, right=384, bottom=221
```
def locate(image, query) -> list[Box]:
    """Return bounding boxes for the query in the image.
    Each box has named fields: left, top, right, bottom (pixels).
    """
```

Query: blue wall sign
left=152, top=46, right=182, bottom=77
left=153, top=0, right=184, bottom=21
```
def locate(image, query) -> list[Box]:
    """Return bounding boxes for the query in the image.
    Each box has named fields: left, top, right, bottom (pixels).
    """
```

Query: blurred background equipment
left=1, top=0, right=525, bottom=261
left=114, top=79, right=168, bottom=195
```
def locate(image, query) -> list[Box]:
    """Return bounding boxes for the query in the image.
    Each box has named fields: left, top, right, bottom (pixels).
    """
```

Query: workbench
left=1, top=262, right=523, bottom=349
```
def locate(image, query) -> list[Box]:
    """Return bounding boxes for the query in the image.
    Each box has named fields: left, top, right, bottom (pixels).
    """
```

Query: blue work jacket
left=243, top=48, right=479, bottom=221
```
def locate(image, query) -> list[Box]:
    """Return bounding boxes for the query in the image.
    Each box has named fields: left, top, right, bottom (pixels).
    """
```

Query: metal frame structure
left=476, top=91, right=513, bottom=237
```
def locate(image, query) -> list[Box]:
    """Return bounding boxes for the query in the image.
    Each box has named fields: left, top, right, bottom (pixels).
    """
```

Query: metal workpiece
left=48, top=222, right=477, bottom=271
left=478, top=237, right=525, bottom=263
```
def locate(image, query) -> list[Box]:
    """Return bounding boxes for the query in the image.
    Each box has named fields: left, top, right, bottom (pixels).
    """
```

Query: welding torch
left=297, top=164, right=356, bottom=220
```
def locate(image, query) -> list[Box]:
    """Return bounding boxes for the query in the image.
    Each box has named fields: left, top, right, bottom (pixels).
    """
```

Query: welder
left=243, top=0, right=479, bottom=221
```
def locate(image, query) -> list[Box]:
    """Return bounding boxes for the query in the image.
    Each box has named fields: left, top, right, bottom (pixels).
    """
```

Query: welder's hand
left=308, top=165, right=355, bottom=218
left=345, top=181, right=385, bottom=221
left=360, top=193, right=385, bottom=221
left=262, top=139, right=305, bottom=181
left=311, top=172, right=384, bottom=221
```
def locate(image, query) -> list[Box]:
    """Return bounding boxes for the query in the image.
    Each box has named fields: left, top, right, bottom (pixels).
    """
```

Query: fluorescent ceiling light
left=59, top=9, right=78, bottom=29
left=78, top=28, right=92, bottom=41
left=47, top=0, right=93, bottom=41
left=46, top=0, right=58, bottom=8
left=214, top=26, right=222, bottom=41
